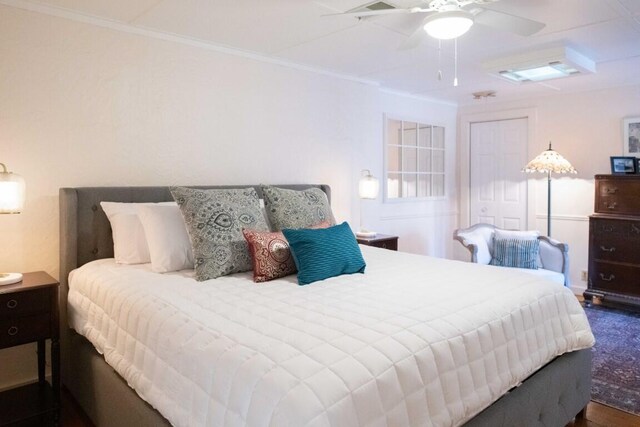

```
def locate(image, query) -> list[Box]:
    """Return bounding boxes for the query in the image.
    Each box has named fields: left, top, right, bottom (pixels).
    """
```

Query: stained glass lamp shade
left=0, top=163, right=25, bottom=285
left=523, top=143, right=576, bottom=236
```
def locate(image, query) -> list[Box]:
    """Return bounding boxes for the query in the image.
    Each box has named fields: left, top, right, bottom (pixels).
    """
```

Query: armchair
left=453, top=223, right=570, bottom=286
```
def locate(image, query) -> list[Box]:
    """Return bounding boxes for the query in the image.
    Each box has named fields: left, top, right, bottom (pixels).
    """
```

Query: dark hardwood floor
left=61, top=388, right=639, bottom=427
left=569, top=402, right=640, bottom=427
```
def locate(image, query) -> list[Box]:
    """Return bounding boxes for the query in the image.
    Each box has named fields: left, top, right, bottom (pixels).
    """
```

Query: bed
left=59, top=185, right=594, bottom=427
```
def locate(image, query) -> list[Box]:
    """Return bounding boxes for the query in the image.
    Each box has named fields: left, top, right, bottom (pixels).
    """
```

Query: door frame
left=458, top=108, right=538, bottom=230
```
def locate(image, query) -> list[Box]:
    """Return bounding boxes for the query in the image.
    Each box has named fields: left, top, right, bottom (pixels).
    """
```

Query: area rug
left=583, top=303, right=640, bottom=415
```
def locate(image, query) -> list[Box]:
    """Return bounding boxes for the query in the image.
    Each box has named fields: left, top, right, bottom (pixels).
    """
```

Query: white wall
left=0, top=6, right=457, bottom=388
left=457, top=85, right=640, bottom=294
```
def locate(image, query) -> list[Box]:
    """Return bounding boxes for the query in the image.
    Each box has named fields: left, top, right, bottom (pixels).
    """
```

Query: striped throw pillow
left=490, top=238, right=540, bottom=270
left=282, top=222, right=366, bottom=285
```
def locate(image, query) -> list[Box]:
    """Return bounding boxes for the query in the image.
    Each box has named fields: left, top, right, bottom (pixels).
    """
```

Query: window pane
left=387, top=145, right=401, bottom=172
left=387, top=173, right=401, bottom=198
left=402, top=147, right=417, bottom=173
left=433, top=174, right=445, bottom=197
left=388, top=119, right=402, bottom=146
left=402, top=174, right=417, bottom=198
left=418, top=148, right=431, bottom=173
left=385, top=118, right=446, bottom=201
left=432, top=149, right=444, bottom=173
left=418, top=174, right=431, bottom=198
left=418, top=125, right=431, bottom=147
left=433, top=126, right=445, bottom=149
left=403, top=122, right=417, bottom=146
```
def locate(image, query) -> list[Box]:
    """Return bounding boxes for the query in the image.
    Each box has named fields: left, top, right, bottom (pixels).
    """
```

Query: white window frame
left=383, top=114, right=447, bottom=203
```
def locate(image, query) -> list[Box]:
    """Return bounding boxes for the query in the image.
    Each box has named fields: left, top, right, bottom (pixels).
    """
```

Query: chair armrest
left=539, top=236, right=570, bottom=286
left=454, top=233, right=479, bottom=263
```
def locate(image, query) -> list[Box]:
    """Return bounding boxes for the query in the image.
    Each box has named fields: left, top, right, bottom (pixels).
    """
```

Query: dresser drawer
left=0, top=314, right=52, bottom=349
left=595, top=178, right=640, bottom=215
left=0, top=289, right=51, bottom=319
left=590, top=235, right=640, bottom=264
left=591, top=217, right=640, bottom=239
left=589, top=261, right=640, bottom=298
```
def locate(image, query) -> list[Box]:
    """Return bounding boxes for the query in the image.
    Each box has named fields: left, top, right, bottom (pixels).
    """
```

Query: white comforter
left=68, top=246, right=594, bottom=427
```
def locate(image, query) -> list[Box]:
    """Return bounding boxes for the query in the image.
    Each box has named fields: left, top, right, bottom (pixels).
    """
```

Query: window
left=386, top=118, right=445, bottom=200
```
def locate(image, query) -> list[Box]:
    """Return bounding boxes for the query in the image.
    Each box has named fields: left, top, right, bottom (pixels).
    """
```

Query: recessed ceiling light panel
left=483, top=47, right=595, bottom=84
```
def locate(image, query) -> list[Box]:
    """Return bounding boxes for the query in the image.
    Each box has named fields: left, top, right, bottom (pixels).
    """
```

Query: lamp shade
left=0, top=163, right=26, bottom=214
left=523, top=143, right=577, bottom=174
left=359, top=170, right=379, bottom=199
left=423, top=10, right=474, bottom=40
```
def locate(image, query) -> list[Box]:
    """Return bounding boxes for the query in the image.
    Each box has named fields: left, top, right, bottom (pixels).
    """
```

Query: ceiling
left=17, top=0, right=640, bottom=104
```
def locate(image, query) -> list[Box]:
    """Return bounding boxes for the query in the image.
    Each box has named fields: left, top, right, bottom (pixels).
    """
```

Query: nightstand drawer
left=0, top=289, right=51, bottom=318
left=374, top=239, right=398, bottom=250
left=0, top=314, right=51, bottom=349
left=356, top=234, right=399, bottom=251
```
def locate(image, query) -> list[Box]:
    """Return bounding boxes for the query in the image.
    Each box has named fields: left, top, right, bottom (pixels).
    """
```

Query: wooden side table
left=0, top=272, right=60, bottom=426
left=356, top=234, right=399, bottom=251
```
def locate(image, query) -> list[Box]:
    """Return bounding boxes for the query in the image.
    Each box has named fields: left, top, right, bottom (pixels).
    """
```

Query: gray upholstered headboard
left=58, top=184, right=330, bottom=383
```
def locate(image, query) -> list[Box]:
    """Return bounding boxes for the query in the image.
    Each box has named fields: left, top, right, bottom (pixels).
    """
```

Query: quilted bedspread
left=68, top=246, right=594, bottom=427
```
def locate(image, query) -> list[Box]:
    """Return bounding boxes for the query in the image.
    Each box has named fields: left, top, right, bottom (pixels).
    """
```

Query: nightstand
left=0, top=272, right=60, bottom=426
left=356, top=234, right=398, bottom=251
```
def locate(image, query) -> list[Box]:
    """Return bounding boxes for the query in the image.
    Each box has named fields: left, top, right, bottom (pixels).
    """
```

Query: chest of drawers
left=586, top=175, right=640, bottom=307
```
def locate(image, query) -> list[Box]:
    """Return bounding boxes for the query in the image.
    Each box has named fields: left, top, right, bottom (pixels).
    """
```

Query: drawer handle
left=606, top=202, right=617, bottom=210
left=7, top=326, right=18, bottom=336
left=600, top=246, right=616, bottom=252
left=632, top=224, right=640, bottom=234
left=599, top=273, right=615, bottom=282
left=6, top=299, right=18, bottom=309
left=604, top=187, right=618, bottom=194
left=381, top=243, right=387, bottom=249
left=602, top=225, right=614, bottom=232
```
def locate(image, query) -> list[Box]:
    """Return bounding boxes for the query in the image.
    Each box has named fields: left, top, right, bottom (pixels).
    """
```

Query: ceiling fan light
left=423, top=11, right=474, bottom=40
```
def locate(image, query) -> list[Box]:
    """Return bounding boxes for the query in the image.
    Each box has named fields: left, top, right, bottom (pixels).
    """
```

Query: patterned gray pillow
left=262, top=186, right=335, bottom=231
left=170, top=187, right=268, bottom=281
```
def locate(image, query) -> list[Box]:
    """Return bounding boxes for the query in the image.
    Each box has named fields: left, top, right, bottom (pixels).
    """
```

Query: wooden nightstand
left=356, top=234, right=398, bottom=251
left=0, top=272, right=60, bottom=426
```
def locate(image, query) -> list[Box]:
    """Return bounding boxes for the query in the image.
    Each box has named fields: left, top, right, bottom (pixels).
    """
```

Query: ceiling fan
left=327, top=0, right=545, bottom=49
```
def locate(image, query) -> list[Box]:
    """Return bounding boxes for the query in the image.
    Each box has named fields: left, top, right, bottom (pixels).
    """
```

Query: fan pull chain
left=437, top=40, right=442, bottom=81
left=453, top=38, right=458, bottom=87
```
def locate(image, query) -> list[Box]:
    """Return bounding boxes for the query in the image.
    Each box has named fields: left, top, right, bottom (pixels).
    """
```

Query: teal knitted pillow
left=282, top=222, right=366, bottom=285
left=490, top=238, right=540, bottom=270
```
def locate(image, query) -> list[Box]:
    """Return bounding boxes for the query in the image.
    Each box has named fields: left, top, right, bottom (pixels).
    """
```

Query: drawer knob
left=604, top=187, right=618, bottom=194
left=599, top=273, right=615, bottom=282
left=7, top=326, right=18, bottom=336
left=6, top=299, right=17, bottom=309
left=605, top=202, right=617, bottom=210
left=600, top=246, right=616, bottom=253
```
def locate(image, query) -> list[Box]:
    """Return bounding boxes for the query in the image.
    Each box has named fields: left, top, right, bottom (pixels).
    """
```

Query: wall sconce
left=1, top=162, right=25, bottom=285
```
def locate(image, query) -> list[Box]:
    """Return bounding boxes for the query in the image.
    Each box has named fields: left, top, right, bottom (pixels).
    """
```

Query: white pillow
left=494, top=229, right=540, bottom=240
left=136, top=204, right=194, bottom=273
left=100, top=201, right=175, bottom=264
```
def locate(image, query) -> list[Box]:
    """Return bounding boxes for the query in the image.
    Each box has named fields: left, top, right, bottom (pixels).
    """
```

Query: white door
left=470, top=118, right=528, bottom=230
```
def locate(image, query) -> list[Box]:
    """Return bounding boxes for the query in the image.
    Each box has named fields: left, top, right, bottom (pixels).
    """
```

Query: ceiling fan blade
left=398, top=18, right=429, bottom=51
left=323, top=9, right=412, bottom=18
left=473, top=8, right=545, bottom=36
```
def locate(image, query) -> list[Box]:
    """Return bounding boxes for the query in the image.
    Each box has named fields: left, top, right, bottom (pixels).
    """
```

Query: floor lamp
left=522, top=142, right=577, bottom=237
left=0, top=162, right=26, bottom=285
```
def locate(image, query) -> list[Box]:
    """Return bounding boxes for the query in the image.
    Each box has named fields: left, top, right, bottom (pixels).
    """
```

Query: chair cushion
left=499, top=266, right=565, bottom=286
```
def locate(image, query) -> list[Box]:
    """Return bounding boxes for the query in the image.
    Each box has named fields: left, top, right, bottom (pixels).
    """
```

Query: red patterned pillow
left=243, top=221, right=330, bottom=283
